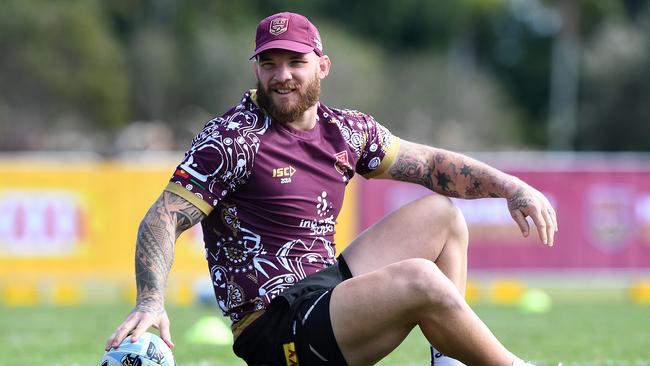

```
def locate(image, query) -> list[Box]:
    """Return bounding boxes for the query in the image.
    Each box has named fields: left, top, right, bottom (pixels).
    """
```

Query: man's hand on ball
left=105, top=308, right=174, bottom=351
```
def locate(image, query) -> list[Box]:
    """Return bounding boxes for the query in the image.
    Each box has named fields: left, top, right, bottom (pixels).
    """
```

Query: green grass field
left=2, top=299, right=649, bottom=366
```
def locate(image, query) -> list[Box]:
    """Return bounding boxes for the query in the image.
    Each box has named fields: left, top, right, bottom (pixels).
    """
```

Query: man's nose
left=273, top=64, right=292, bottom=83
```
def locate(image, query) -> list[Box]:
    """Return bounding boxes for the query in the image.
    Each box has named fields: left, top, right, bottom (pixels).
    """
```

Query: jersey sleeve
left=165, top=110, right=263, bottom=214
left=354, top=114, right=401, bottom=179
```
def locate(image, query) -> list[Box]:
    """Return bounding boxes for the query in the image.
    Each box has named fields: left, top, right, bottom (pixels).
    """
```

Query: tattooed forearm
left=388, top=141, right=519, bottom=199
left=134, top=191, right=206, bottom=313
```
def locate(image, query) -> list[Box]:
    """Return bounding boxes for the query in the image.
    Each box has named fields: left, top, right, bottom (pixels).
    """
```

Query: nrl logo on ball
left=270, top=18, right=288, bottom=36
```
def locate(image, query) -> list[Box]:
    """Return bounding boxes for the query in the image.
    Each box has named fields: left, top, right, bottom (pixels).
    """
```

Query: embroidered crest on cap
left=269, top=17, right=289, bottom=36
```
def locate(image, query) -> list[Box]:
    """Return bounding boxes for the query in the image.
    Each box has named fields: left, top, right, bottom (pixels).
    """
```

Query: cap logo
left=269, top=17, right=289, bottom=36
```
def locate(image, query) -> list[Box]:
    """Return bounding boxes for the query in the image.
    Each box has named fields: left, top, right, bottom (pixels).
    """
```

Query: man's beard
left=256, top=75, right=321, bottom=123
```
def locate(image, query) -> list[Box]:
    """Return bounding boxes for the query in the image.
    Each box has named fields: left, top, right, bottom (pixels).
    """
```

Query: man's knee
left=390, top=258, right=464, bottom=311
left=418, top=195, right=468, bottom=244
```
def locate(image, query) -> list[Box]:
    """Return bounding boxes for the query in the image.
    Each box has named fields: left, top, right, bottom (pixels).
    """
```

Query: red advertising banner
left=0, top=189, right=87, bottom=256
left=356, top=158, right=650, bottom=269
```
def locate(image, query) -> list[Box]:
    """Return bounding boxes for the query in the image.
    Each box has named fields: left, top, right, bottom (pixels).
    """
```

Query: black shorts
left=233, top=255, right=353, bottom=366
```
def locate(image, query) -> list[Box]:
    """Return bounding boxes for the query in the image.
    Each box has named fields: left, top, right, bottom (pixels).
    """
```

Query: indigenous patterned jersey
left=166, top=90, right=400, bottom=324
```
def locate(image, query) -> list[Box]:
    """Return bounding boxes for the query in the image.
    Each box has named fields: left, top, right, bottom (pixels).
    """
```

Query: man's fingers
left=542, top=208, right=555, bottom=246
left=508, top=185, right=558, bottom=246
left=529, top=210, right=548, bottom=245
left=105, top=311, right=172, bottom=355
left=130, top=314, right=155, bottom=343
left=511, top=209, right=529, bottom=237
left=106, top=316, right=138, bottom=351
left=105, top=332, right=118, bottom=351
left=157, top=314, right=175, bottom=349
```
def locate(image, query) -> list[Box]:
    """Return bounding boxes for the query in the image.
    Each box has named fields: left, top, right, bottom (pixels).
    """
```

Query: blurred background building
left=1, top=0, right=650, bottom=307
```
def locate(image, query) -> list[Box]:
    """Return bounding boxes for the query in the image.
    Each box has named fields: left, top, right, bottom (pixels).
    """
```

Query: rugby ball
left=100, top=332, right=175, bottom=366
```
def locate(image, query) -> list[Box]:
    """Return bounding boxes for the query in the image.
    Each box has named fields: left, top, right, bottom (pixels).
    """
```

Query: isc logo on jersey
left=273, top=166, right=296, bottom=184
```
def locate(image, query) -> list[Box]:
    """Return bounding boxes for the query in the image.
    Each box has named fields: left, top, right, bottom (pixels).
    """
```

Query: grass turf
left=1, top=302, right=649, bottom=366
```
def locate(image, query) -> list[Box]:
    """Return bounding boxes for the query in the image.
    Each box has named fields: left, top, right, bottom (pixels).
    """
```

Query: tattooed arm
left=106, top=190, right=206, bottom=350
left=376, top=140, right=557, bottom=246
left=384, top=140, right=518, bottom=199
left=134, top=190, right=205, bottom=313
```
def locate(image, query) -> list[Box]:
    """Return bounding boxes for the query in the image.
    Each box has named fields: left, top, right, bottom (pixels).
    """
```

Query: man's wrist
left=135, top=296, right=164, bottom=314
left=500, top=175, right=524, bottom=200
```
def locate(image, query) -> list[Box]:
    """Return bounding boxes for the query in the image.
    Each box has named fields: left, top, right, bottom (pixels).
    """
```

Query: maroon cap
left=250, top=12, right=323, bottom=59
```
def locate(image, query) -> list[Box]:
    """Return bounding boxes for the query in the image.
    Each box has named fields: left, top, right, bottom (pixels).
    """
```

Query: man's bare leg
left=331, top=194, right=515, bottom=365
left=342, top=194, right=468, bottom=293
left=330, top=259, right=513, bottom=366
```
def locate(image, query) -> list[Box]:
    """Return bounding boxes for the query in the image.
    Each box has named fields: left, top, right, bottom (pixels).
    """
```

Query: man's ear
left=318, top=55, right=331, bottom=79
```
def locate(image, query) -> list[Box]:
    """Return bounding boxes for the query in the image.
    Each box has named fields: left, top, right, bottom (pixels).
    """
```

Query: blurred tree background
left=0, top=0, right=648, bottom=153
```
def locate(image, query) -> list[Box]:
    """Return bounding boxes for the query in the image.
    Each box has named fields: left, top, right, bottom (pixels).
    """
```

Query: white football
left=100, top=332, right=175, bottom=366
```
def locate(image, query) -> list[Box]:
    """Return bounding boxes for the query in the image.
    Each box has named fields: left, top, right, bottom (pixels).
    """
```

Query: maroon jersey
left=166, top=90, right=400, bottom=323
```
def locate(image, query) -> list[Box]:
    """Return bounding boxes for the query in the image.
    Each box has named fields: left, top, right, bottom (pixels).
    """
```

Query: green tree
left=578, top=8, right=650, bottom=151
left=0, top=0, right=129, bottom=133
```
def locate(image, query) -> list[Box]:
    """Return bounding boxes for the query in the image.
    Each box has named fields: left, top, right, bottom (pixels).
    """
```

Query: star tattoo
left=435, top=170, right=452, bottom=191
left=460, top=164, right=473, bottom=178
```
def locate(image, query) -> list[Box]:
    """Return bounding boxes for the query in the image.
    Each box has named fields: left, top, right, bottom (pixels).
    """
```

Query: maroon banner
left=355, top=160, right=650, bottom=269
